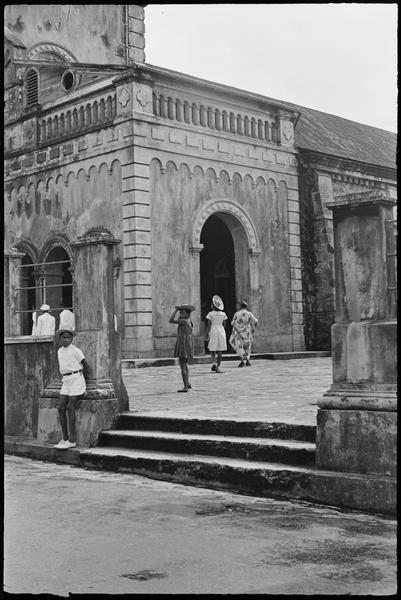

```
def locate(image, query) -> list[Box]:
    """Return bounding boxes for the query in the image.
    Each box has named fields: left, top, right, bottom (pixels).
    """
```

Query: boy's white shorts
left=60, top=372, right=86, bottom=396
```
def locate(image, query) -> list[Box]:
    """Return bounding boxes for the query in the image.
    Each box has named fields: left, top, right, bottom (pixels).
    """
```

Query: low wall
left=4, top=336, right=55, bottom=437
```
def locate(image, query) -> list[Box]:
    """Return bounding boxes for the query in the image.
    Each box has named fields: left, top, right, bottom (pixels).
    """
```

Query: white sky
left=145, top=3, right=397, bottom=132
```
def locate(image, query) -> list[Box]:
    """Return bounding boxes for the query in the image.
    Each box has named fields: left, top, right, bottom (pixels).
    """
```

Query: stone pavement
left=124, top=357, right=333, bottom=425
left=4, top=454, right=397, bottom=596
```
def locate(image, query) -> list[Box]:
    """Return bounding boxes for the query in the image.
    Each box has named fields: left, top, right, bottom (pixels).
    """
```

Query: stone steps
left=117, top=414, right=316, bottom=442
left=78, top=444, right=396, bottom=514
left=80, top=413, right=319, bottom=500
left=98, top=429, right=316, bottom=466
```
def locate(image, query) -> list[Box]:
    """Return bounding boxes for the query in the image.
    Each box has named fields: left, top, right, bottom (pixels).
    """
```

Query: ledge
left=4, top=335, right=54, bottom=344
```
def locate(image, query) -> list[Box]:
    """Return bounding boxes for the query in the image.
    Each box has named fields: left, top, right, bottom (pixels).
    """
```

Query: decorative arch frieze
left=27, top=42, right=78, bottom=64
left=190, top=198, right=261, bottom=262
left=39, top=232, right=73, bottom=263
left=14, top=239, right=38, bottom=263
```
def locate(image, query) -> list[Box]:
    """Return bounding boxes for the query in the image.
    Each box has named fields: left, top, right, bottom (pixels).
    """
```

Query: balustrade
left=37, top=93, right=117, bottom=145
left=151, top=92, right=280, bottom=145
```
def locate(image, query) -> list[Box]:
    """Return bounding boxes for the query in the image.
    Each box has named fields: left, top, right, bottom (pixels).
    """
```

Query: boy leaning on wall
left=54, top=327, right=90, bottom=449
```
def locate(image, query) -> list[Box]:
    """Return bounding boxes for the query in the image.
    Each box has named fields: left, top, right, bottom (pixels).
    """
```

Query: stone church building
left=4, top=5, right=397, bottom=359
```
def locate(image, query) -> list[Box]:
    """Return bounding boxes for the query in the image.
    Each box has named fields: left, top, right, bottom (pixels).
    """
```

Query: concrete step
left=98, top=429, right=316, bottom=466
left=79, top=445, right=396, bottom=514
left=117, top=414, right=316, bottom=442
left=5, top=435, right=396, bottom=514
left=122, top=351, right=331, bottom=369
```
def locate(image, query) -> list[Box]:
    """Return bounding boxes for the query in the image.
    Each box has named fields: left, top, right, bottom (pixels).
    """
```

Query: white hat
left=40, top=304, right=50, bottom=311
left=212, top=295, right=224, bottom=310
left=56, top=327, right=77, bottom=337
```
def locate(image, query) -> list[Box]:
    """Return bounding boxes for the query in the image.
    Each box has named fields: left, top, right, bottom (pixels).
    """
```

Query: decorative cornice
left=326, top=190, right=396, bottom=211
left=298, top=149, right=396, bottom=181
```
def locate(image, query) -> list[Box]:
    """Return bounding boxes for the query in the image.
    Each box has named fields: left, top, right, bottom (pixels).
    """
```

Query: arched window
left=43, top=246, right=74, bottom=329
left=25, top=68, right=39, bottom=108
left=19, top=253, right=36, bottom=335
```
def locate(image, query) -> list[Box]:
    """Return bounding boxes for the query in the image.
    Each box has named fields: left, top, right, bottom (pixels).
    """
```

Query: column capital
left=4, top=247, right=25, bottom=259
left=326, top=190, right=396, bottom=211
left=72, top=227, right=121, bottom=249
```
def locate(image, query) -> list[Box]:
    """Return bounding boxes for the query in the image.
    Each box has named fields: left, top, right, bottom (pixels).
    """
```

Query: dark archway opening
left=20, top=254, right=35, bottom=335
left=200, top=214, right=236, bottom=351
left=45, top=247, right=73, bottom=329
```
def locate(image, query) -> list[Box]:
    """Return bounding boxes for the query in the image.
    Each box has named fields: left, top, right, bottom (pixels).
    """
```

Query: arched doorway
left=200, top=214, right=236, bottom=349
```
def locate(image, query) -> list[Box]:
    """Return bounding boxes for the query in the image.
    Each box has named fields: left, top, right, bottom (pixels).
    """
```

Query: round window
left=61, top=70, right=75, bottom=91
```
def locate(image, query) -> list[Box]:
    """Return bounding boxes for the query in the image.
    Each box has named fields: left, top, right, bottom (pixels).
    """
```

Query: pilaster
left=287, top=189, right=305, bottom=350
left=4, top=248, right=25, bottom=336
left=316, top=191, right=397, bottom=487
left=121, top=150, right=154, bottom=357
left=37, top=227, right=128, bottom=447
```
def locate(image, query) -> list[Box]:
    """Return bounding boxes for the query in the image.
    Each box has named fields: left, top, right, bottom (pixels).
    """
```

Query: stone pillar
left=4, top=248, right=25, bottom=336
left=316, top=191, right=397, bottom=482
left=37, top=227, right=129, bottom=447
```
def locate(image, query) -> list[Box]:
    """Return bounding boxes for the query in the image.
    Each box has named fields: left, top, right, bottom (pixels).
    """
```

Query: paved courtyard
left=124, top=357, right=333, bottom=425
left=4, top=454, right=396, bottom=596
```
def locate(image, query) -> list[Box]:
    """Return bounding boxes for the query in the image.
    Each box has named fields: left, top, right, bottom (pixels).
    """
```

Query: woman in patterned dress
left=169, top=304, right=195, bottom=392
left=205, top=295, right=228, bottom=373
left=229, top=301, right=258, bottom=367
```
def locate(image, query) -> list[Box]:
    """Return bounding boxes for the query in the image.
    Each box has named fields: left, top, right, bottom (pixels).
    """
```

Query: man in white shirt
left=59, top=306, right=75, bottom=331
left=35, top=304, right=56, bottom=336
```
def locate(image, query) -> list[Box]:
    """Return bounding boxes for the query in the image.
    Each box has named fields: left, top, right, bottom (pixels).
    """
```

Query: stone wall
left=298, top=152, right=396, bottom=350
left=4, top=336, right=55, bottom=437
left=4, top=5, right=145, bottom=65
left=149, top=159, right=294, bottom=356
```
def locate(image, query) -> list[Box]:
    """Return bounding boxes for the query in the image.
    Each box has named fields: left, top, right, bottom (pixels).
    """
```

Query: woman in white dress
left=205, top=295, right=227, bottom=373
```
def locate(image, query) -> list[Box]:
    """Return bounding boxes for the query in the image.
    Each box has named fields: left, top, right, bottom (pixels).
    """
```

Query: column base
left=37, top=379, right=119, bottom=447
left=316, top=401, right=397, bottom=476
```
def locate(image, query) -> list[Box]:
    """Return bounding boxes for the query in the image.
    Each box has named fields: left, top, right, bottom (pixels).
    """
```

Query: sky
left=145, top=3, right=397, bottom=132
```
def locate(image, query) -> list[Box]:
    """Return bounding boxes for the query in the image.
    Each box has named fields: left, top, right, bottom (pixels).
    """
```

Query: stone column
left=316, top=191, right=397, bottom=482
left=4, top=248, right=25, bottom=336
left=37, top=227, right=129, bottom=447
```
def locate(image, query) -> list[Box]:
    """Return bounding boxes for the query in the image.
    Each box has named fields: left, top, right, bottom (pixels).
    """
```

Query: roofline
left=133, top=62, right=300, bottom=118
left=298, top=147, right=397, bottom=179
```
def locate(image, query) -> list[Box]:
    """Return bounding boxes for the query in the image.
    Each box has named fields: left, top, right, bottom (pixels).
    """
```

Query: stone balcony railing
left=152, top=91, right=281, bottom=145
left=4, top=90, right=117, bottom=156
left=37, top=92, right=117, bottom=145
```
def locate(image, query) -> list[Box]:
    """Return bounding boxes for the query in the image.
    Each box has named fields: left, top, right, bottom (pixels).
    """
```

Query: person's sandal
left=178, top=388, right=188, bottom=392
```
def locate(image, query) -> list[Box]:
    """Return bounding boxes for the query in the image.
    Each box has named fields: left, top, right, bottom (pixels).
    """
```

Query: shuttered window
left=25, top=68, right=39, bottom=107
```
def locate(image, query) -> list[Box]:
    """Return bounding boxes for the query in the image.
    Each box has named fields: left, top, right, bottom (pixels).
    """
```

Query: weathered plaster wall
left=317, top=409, right=397, bottom=476
left=4, top=160, right=123, bottom=255
left=4, top=337, right=55, bottom=437
left=298, top=155, right=396, bottom=350
left=5, top=5, right=127, bottom=65
left=150, top=159, right=293, bottom=355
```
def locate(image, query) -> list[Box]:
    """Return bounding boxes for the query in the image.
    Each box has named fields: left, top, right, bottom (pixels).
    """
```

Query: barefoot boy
left=54, top=327, right=90, bottom=449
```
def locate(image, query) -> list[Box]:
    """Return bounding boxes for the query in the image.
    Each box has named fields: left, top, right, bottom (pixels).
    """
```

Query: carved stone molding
left=190, top=198, right=261, bottom=260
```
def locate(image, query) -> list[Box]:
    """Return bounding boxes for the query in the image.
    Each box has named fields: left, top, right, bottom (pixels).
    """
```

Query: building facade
left=4, top=4, right=397, bottom=358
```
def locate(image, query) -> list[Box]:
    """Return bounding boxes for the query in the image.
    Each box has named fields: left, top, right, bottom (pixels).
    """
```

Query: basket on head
left=177, top=304, right=195, bottom=312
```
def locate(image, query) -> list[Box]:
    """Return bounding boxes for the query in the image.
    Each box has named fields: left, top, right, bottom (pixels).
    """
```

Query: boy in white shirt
left=54, top=327, right=90, bottom=450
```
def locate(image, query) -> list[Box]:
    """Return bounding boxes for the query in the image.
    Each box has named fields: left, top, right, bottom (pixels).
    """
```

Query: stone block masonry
left=121, top=157, right=153, bottom=358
